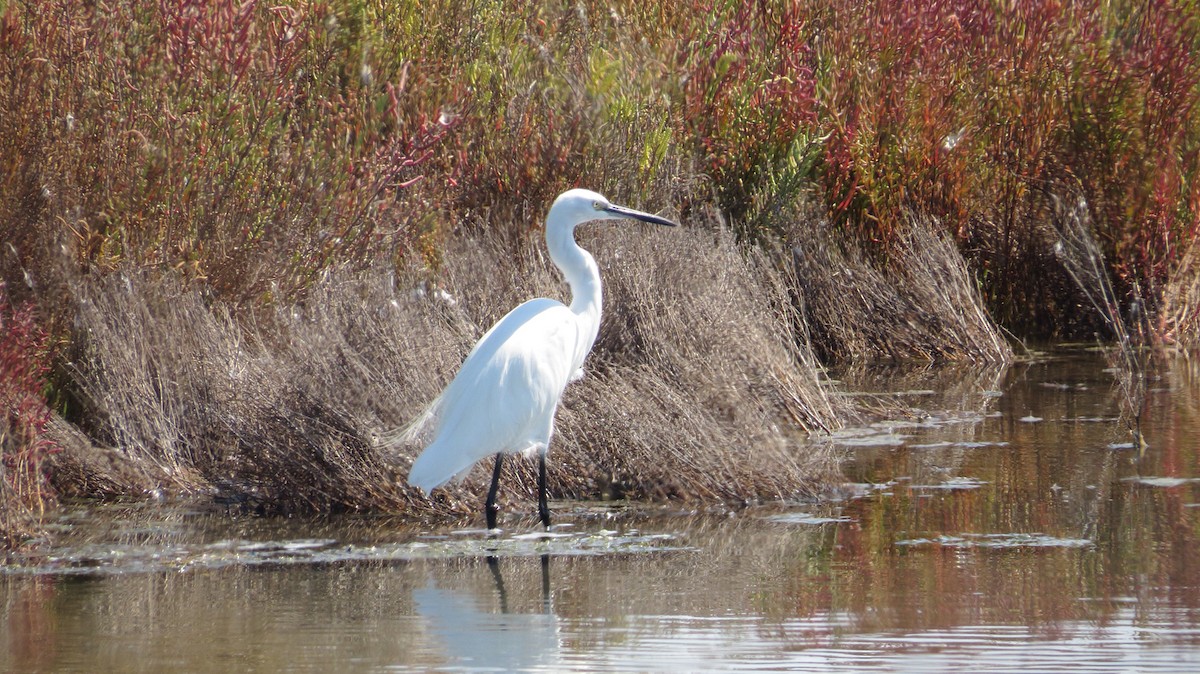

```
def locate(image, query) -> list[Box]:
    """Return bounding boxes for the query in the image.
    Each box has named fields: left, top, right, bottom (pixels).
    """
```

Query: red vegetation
left=1, top=284, right=57, bottom=545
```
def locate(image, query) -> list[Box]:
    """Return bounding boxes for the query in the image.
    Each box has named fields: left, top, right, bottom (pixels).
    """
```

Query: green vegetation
left=2, top=0, right=1197, bottom=545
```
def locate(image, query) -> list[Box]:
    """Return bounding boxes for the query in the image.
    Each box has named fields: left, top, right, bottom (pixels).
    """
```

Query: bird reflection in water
left=412, top=554, right=558, bottom=671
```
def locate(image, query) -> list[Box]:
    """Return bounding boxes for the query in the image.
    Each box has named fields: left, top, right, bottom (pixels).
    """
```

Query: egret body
left=403, top=189, right=677, bottom=528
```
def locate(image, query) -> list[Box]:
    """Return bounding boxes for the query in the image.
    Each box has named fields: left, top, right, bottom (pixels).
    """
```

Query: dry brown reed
left=53, top=216, right=844, bottom=518
left=787, top=210, right=1012, bottom=364
left=1052, top=195, right=1151, bottom=443
left=557, top=212, right=846, bottom=502
left=1163, top=241, right=1200, bottom=346
left=60, top=270, right=444, bottom=515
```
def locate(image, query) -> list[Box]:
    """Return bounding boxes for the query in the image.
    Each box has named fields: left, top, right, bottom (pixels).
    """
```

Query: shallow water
left=4, top=348, right=1200, bottom=672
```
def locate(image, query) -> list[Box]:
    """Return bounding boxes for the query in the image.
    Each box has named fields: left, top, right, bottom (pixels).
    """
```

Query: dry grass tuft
left=563, top=214, right=845, bottom=501
left=788, top=210, right=1011, bottom=363
left=1164, top=240, right=1200, bottom=346
left=60, top=269, right=467, bottom=516
left=1052, top=195, right=1152, bottom=442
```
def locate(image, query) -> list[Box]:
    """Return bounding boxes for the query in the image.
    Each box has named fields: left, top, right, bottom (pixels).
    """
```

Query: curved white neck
left=546, top=220, right=602, bottom=323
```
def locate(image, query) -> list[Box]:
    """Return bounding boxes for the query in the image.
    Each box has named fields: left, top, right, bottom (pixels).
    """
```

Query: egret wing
left=406, top=299, right=582, bottom=492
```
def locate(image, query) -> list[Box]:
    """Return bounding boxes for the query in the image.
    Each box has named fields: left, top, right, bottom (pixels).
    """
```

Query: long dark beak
left=604, top=203, right=678, bottom=227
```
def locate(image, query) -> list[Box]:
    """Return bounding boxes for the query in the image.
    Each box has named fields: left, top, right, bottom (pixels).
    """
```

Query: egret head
left=550, top=189, right=678, bottom=231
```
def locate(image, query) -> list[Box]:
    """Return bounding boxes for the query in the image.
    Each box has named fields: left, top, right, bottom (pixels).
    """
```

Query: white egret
left=402, top=189, right=677, bottom=529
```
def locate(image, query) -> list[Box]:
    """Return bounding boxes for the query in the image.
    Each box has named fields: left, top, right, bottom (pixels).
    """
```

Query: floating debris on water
left=910, top=477, right=988, bottom=490
left=830, top=428, right=908, bottom=447
left=1044, top=381, right=1089, bottom=392
left=1122, top=476, right=1199, bottom=488
left=909, top=440, right=1010, bottom=449
left=895, top=533, right=1094, bottom=549
left=3, top=528, right=691, bottom=576
left=764, top=512, right=856, bottom=525
left=511, top=531, right=575, bottom=541
left=0, top=502, right=693, bottom=577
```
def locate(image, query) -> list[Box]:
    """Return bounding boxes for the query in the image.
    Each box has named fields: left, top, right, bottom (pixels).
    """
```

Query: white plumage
left=399, top=189, right=677, bottom=528
left=406, top=298, right=586, bottom=491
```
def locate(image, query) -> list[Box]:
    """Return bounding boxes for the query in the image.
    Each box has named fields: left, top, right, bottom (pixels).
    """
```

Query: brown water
left=4, top=348, right=1200, bottom=672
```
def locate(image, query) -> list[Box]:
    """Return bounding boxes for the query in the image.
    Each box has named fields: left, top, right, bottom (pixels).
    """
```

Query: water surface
left=4, top=348, right=1200, bottom=672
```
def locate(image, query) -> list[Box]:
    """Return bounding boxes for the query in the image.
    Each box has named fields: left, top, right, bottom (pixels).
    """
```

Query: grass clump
left=790, top=209, right=1011, bottom=363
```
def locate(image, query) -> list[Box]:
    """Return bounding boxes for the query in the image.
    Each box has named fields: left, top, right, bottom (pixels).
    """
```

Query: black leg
left=540, top=553, right=551, bottom=612
left=486, top=453, right=504, bottom=530
left=487, top=555, right=509, bottom=613
left=538, top=453, right=551, bottom=529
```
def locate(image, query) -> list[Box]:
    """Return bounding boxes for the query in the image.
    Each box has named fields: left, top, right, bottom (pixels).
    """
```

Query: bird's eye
left=592, top=200, right=604, bottom=210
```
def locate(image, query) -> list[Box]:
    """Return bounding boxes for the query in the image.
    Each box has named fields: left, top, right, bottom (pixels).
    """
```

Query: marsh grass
left=62, top=269, right=441, bottom=515
left=681, top=0, right=1200, bottom=341
left=0, top=0, right=443, bottom=315
left=1164, top=240, right=1200, bottom=345
left=54, top=218, right=843, bottom=517
left=1053, top=195, right=1153, bottom=445
left=789, top=207, right=1011, bottom=363
left=568, top=213, right=845, bottom=500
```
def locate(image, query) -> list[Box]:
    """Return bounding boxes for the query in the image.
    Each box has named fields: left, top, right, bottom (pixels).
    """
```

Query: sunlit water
left=4, top=348, right=1200, bottom=672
